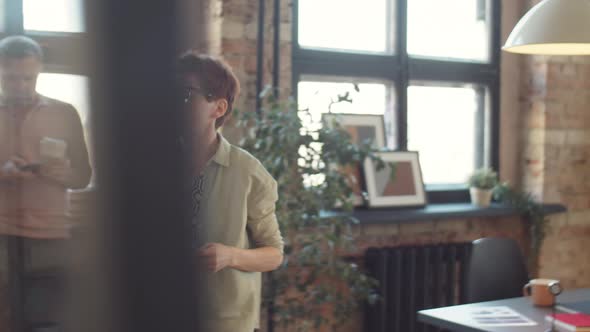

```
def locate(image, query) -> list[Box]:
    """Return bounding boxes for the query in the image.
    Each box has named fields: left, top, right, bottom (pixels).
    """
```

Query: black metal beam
left=291, top=0, right=299, bottom=99
left=272, top=0, right=280, bottom=97
left=293, top=51, right=400, bottom=81
left=256, top=0, right=266, bottom=114
left=5, top=0, right=23, bottom=34
left=84, top=0, right=200, bottom=331
left=268, top=0, right=280, bottom=329
left=490, top=0, right=502, bottom=178
left=397, top=0, right=409, bottom=150
left=475, top=87, right=486, bottom=169
left=408, top=58, right=498, bottom=84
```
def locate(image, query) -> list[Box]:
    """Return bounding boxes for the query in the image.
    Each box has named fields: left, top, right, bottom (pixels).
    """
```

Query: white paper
left=466, top=306, right=538, bottom=327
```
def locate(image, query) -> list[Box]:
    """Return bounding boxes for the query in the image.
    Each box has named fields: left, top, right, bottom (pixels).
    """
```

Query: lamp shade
left=503, top=0, right=590, bottom=55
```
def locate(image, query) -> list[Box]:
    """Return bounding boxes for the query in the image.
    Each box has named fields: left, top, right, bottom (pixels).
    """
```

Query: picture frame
left=363, top=151, right=427, bottom=208
left=321, top=113, right=386, bottom=149
left=322, top=113, right=386, bottom=206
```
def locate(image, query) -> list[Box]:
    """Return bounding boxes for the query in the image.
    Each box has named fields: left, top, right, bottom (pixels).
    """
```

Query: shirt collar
left=211, top=134, right=231, bottom=167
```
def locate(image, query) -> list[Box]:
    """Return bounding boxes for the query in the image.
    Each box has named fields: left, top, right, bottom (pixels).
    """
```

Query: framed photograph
left=363, top=151, right=427, bottom=208
left=322, top=113, right=386, bottom=149
left=322, top=114, right=386, bottom=206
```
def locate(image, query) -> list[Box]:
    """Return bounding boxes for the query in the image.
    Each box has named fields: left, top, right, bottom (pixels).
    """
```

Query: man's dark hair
left=0, top=35, right=44, bottom=61
left=178, top=51, right=240, bottom=128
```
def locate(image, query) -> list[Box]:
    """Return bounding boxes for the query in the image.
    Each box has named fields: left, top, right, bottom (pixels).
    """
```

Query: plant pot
left=470, top=187, right=493, bottom=207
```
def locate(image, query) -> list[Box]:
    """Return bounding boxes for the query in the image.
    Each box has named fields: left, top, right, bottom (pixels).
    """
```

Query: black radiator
left=364, top=243, right=472, bottom=332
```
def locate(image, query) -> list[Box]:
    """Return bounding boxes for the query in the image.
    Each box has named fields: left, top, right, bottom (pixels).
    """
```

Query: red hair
left=178, top=51, right=240, bottom=128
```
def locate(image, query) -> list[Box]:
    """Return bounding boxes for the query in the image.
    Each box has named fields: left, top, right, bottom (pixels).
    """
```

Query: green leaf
left=237, top=90, right=381, bottom=330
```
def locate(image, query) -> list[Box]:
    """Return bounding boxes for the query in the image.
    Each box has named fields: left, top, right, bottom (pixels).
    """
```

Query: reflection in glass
left=0, top=0, right=5, bottom=32
left=37, top=73, right=93, bottom=188
left=407, top=0, right=490, bottom=62
left=24, top=0, right=85, bottom=32
left=0, top=36, right=92, bottom=332
left=408, top=84, right=486, bottom=185
left=298, top=0, right=392, bottom=53
left=37, top=73, right=90, bottom=133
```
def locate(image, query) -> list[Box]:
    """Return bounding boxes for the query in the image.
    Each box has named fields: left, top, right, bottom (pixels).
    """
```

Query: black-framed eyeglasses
left=182, top=86, right=213, bottom=104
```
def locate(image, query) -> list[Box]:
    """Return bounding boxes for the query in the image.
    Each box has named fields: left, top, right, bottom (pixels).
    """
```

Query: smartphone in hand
left=18, top=163, right=41, bottom=173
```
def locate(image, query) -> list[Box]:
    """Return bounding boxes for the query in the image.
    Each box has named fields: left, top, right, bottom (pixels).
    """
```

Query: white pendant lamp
left=503, top=0, right=590, bottom=55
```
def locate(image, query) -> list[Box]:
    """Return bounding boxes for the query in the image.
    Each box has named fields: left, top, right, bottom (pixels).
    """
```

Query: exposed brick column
left=177, top=0, right=222, bottom=53
left=521, top=53, right=590, bottom=287
left=219, top=0, right=293, bottom=143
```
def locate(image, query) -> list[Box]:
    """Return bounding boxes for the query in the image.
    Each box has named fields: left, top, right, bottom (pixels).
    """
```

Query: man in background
left=0, top=35, right=91, bottom=330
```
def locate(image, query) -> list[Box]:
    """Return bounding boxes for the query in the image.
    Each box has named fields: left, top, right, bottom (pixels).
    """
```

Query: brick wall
left=521, top=54, right=590, bottom=288
left=217, top=0, right=293, bottom=144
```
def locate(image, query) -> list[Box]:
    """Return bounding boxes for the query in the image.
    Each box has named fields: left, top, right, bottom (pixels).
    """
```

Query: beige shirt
left=196, top=135, right=283, bottom=332
left=0, top=95, right=91, bottom=238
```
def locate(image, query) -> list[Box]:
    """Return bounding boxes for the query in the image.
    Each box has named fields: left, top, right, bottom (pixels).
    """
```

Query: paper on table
left=40, top=137, right=68, bottom=160
left=467, top=306, right=538, bottom=327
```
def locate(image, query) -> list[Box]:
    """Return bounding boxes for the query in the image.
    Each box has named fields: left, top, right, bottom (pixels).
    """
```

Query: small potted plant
left=467, top=168, right=498, bottom=207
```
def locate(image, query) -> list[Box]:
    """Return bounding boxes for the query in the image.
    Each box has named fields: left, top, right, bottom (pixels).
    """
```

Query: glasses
left=182, top=86, right=213, bottom=104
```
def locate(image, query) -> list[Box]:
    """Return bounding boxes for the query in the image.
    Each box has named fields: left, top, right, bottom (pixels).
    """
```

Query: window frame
left=2, top=0, right=89, bottom=76
left=292, top=0, right=501, bottom=204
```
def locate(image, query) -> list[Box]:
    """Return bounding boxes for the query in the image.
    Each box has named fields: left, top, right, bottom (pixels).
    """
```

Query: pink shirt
left=0, top=94, right=91, bottom=238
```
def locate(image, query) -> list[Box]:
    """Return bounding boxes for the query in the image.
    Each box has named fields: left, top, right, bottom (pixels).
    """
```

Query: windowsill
left=321, top=203, right=567, bottom=225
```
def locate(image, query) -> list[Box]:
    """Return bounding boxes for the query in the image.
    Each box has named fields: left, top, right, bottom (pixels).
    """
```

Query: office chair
left=464, top=237, right=529, bottom=303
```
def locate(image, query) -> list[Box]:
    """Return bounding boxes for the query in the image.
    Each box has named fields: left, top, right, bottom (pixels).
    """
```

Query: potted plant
left=493, top=182, right=547, bottom=275
left=467, top=168, right=498, bottom=207
left=236, top=89, right=382, bottom=331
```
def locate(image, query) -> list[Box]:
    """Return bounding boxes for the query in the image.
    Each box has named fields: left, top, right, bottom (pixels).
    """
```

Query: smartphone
left=18, top=163, right=41, bottom=173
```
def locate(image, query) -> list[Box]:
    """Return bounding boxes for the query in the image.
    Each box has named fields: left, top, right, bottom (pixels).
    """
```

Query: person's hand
left=196, top=243, right=235, bottom=273
left=1, top=156, right=36, bottom=179
left=40, top=158, right=71, bottom=184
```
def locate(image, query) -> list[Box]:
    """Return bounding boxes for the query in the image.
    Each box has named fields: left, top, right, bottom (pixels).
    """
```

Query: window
left=23, top=0, right=85, bottom=32
left=37, top=73, right=91, bottom=135
left=407, top=0, right=490, bottom=62
left=298, top=0, right=393, bottom=54
left=2, top=0, right=88, bottom=72
left=293, top=0, right=500, bottom=203
left=407, top=83, right=489, bottom=186
left=1, top=0, right=90, bottom=132
left=298, top=77, right=396, bottom=145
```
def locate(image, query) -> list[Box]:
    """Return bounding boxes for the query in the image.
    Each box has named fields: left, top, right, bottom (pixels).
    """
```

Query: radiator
left=364, top=243, right=472, bottom=332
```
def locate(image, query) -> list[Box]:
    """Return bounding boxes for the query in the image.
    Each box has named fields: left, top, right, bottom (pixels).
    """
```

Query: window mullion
left=6, top=0, right=24, bottom=34
left=474, top=87, right=486, bottom=169
left=293, top=55, right=399, bottom=81
left=489, top=0, right=502, bottom=177
left=409, top=58, right=498, bottom=84
left=489, top=77, right=500, bottom=178
left=490, top=0, right=502, bottom=68
left=397, top=0, right=408, bottom=150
